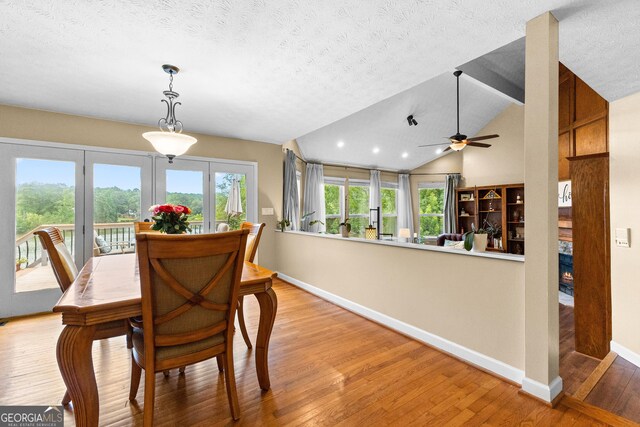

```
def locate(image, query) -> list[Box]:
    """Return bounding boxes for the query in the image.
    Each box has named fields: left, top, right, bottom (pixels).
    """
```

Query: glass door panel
left=215, top=173, right=247, bottom=230
left=0, top=143, right=84, bottom=317
left=155, top=157, right=210, bottom=234
left=211, top=162, right=256, bottom=231
left=85, top=152, right=152, bottom=260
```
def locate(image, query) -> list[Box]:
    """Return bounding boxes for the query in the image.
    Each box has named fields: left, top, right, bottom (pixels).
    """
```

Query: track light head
left=407, top=115, right=417, bottom=126
left=412, top=118, right=418, bottom=126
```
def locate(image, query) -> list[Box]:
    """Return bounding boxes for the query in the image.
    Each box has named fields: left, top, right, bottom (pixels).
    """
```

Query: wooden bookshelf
left=455, top=183, right=525, bottom=254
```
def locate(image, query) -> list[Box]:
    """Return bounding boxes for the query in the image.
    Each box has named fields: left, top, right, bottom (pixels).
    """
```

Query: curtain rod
left=284, top=148, right=457, bottom=176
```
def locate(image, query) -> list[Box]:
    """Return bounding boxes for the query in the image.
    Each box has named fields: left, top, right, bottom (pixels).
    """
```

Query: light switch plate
left=261, top=207, right=274, bottom=216
left=615, top=228, right=630, bottom=248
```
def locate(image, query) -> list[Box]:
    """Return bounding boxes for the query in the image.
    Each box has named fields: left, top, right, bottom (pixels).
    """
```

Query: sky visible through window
left=16, top=158, right=74, bottom=186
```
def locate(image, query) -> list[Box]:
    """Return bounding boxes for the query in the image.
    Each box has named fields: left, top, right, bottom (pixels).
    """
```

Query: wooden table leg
left=254, top=287, right=277, bottom=390
left=57, top=325, right=98, bottom=427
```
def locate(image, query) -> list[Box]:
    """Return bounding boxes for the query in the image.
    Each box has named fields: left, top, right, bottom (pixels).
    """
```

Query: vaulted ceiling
left=1, top=1, right=639, bottom=170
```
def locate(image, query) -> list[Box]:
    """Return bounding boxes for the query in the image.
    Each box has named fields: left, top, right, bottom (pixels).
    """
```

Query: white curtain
left=302, top=163, right=326, bottom=233
left=369, top=170, right=381, bottom=211
left=397, top=173, right=414, bottom=238
left=283, top=150, right=300, bottom=230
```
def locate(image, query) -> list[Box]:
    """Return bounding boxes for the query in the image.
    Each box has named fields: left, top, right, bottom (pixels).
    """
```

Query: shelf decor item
left=512, top=209, right=520, bottom=222
left=339, top=218, right=351, bottom=238
left=365, top=225, right=377, bottom=240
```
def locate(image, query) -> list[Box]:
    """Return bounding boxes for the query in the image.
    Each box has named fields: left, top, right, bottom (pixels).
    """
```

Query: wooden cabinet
left=455, top=184, right=524, bottom=254
left=558, top=63, right=609, bottom=180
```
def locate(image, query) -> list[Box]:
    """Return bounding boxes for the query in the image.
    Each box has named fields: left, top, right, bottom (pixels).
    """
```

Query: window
left=381, top=183, right=398, bottom=236
left=419, top=183, right=445, bottom=237
left=348, top=180, right=370, bottom=237
left=323, top=177, right=344, bottom=234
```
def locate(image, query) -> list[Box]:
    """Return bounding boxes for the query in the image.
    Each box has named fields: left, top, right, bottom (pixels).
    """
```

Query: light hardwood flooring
left=0, top=280, right=612, bottom=425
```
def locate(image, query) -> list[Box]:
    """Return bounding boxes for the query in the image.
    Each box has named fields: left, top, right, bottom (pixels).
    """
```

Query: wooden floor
left=559, top=302, right=601, bottom=395
left=0, top=280, right=613, bottom=426
left=559, top=302, right=640, bottom=424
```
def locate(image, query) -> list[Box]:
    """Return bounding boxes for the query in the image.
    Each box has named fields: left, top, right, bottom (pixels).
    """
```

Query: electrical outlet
left=261, top=207, right=274, bottom=216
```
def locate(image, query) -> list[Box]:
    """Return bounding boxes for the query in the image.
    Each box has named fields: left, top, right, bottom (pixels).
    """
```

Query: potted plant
left=339, top=218, right=351, bottom=237
left=15, top=257, right=27, bottom=271
left=463, top=224, right=488, bottom=252
left=277, top=218, right=290, bottom=232
left=483, top=220, right=502, bottom=248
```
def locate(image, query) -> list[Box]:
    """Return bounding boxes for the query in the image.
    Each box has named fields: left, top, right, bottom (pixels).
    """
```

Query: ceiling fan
left=419, top=70, right=499, bottom=152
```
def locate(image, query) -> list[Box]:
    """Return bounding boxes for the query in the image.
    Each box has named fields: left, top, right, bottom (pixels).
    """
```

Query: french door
left=0, top=143, right=84, bottom=317
left=0, top=140, right=257, bottom=317
left=155, top=158, right=257, bottom=232
left=155, top=157, right=210, bottom=234
left=84, top=152, right=153, bottom=261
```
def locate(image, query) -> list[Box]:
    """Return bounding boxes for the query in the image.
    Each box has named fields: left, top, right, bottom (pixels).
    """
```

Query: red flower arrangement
left=148, top=204, right=192, bottom=234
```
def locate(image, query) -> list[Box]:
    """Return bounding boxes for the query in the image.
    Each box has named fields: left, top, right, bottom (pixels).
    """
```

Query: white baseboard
left=277, top=272, right=525, bottom=385
left=611, top=341, right=640, bottom=368
left=521, top=376, right=563, bottom=402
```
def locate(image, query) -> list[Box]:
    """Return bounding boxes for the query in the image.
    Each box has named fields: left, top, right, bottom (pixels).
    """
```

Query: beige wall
left=275, top=232, right=525, bottom=370
left=0, top=104, right=283, bottom=269
left=462, top=104, right=524, bottom=187
left=609, top=90, right=640, bottom=358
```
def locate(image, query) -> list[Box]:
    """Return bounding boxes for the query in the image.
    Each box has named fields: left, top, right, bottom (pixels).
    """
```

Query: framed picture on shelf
left=460, top=194, right=471, bottom=201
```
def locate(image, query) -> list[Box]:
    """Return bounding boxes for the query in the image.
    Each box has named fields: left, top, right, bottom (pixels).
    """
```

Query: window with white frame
left=418, top=182, right=445, bottom=237
left=348, top=179, right=370, bottom=238
left=324, top=177, right=345, bottom=234
left=381, top=182, right=398, bottom=236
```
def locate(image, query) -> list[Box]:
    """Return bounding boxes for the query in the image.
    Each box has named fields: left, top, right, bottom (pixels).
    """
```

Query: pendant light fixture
left=143, top=64, right=197, bottom=163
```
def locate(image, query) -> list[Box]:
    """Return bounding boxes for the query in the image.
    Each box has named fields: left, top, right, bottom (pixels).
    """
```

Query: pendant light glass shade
left=143, top=131, right=197, bottom=158
left=450, top=141, right=466, bottom=151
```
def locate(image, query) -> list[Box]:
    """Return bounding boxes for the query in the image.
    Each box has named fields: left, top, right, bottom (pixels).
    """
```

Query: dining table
left=53, top=253, right=277, bottom=427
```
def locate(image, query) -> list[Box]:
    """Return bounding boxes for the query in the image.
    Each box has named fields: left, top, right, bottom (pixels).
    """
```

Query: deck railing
left=15, top=221, right=205, bottom=267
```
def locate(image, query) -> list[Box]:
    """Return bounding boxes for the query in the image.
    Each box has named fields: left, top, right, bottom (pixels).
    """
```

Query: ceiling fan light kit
left=418, top=70, right=499, bottom=153
left=143, top=64, right=197, bottom=163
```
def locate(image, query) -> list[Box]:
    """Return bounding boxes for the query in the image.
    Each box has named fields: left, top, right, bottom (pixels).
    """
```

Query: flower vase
left=340, top=225, right=349, bottom=238
left=472, top=234, right=488, bottom=252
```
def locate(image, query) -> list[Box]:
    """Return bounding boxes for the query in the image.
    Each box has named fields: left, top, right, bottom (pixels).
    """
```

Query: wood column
left=523, top=11, right=562, bottom=402
left=569, top=154, right=611, bottom=359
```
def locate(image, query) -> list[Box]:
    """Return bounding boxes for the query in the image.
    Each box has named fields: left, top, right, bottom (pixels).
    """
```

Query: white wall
left=609, top=90, right=640, bottom=364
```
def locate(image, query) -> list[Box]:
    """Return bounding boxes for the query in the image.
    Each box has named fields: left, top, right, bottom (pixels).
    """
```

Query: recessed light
left=373, top=147, right=380, bottom=154
left=401, top=152, right=409, bottom=159
left=436, top=148, right=443, bottom=154
left=337, top=141, right=345, bottom=148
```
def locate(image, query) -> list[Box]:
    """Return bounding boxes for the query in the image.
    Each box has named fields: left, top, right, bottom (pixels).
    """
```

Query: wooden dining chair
left=134, top=221, right=155, bottom=234
left=236, top=222, right=266, bottom=349
left=130, top=230, right=249, bottom=425
left=35, top=227, right=129, bottom=406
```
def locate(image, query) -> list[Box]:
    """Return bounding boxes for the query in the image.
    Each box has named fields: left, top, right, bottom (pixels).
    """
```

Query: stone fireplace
left=559, top=240, right=574, bottom=296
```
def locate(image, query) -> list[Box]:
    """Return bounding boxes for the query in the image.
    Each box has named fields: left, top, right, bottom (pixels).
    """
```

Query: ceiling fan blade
left=467, top=142, right=492, bottom=148
left=443, top=146, right=452, bottom=152
left=418, top=142, right=449, bottom=147
left=467, top=134, right=499, bottom=142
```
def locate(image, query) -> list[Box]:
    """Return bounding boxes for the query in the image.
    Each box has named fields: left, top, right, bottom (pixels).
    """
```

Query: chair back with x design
left=132, top=230, right=249, bottom=424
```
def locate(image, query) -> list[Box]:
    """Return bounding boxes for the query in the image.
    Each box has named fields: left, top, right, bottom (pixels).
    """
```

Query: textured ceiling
left=0, top=0, right=639, bottom=169
left=297, top=72, right=512, bottom=171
